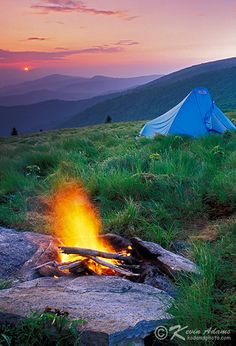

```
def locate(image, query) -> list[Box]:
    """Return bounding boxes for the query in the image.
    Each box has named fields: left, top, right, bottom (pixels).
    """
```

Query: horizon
left=1, top=0, right=236, bottom=85
left=1, top=56, right=235, bottom=88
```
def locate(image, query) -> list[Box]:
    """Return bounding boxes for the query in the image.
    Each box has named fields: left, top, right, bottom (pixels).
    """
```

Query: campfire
left=34, top=182, right=138, bottom=278
left=34, top=182, right=198, bottom=292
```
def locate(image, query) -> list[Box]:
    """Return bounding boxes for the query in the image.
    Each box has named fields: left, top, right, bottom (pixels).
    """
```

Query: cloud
left=27, top=37, right=47, bottom=41
left=0, top=45, right=123, bottom=63
left=31, top=0, right=136, bottom=20
left=115, top=40, right=140, bottom=46
left=55, top=47, right=69, bottom=50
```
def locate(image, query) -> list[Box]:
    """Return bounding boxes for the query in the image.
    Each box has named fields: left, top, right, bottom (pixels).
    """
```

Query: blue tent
left=140, top=87, right=236, bottom=137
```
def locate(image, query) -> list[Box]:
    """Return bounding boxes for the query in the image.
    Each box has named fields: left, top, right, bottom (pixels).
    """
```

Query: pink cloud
left=0, top=45, right=123, bottom=63
left=31, top=0, right=136, bottom=20
left=27, top=37, right=47, bottom=41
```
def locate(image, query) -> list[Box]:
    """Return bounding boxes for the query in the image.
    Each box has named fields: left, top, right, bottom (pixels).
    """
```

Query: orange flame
left=49, top=182, right=116, bottom=272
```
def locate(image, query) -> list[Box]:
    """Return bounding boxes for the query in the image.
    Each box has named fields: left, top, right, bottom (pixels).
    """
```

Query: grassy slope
left=0, top=122, right=235, bottom=343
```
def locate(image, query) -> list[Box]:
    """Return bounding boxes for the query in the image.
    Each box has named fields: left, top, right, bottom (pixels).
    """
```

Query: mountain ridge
left=65, top=58, right=236, bottom=128
left=0, top=74, right=160, bottom=106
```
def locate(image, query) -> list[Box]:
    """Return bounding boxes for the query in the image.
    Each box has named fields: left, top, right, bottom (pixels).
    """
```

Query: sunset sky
left=0, top=0, right=236, bottom=80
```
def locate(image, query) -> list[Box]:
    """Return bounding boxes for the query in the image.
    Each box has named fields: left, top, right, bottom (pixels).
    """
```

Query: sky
left=0, top=0, right=236, bottom=82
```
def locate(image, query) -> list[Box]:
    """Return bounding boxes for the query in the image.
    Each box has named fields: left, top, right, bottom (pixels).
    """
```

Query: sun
left=23, top=66, right=30, bottom=72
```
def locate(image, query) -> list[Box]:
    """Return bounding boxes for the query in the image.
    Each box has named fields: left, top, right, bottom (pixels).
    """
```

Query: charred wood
left=60, top=246, right=136, bottom=264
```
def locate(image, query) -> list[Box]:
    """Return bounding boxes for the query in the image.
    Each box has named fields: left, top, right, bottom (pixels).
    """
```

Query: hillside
left=0, top=123, right=235, bottom=340
left=0, top=74, right=160, bottom=106
left=0, top=93, right=115, bottom=136
left=66, top=58, right=236, bottom=127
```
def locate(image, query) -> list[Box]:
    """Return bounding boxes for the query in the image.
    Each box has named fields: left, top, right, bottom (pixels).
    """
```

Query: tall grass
left=0, top=123, right=236, bottom=237
left=0, top=311, right=83, bottom=346
left=169, top=221, right=235, bottom=345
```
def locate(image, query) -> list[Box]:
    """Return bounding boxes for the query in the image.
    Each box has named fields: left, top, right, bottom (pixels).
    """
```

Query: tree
left=105, top=115, right=112, bottom=123
left=11, top=127, right=18, bottom=136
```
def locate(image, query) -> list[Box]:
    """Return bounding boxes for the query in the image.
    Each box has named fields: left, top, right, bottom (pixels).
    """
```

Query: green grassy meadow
left=0, top=120, right=235, bottom=344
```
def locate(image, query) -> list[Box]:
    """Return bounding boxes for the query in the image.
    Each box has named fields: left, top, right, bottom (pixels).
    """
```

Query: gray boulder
left=0, top=227, right=59, bottom=281
left=0, top=276, right=173, bottom=346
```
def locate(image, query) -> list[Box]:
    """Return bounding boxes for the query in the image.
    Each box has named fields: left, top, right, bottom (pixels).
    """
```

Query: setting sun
left=23, top=66, right=29, bottom=71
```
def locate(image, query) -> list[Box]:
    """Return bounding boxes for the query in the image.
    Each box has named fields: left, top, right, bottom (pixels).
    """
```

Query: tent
left=140, top=87, right=236, bottom=137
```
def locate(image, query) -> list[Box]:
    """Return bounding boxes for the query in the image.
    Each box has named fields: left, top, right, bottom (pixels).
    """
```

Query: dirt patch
left=202, top=194, right=235, bottom=220
left=184, top=214, right=236, bottom=242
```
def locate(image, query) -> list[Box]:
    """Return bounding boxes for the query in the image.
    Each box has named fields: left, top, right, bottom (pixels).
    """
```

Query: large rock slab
left=131, top=237, right=198, bottom=276
left=0, top=227, right=58, bottom=281
left=0, top=276, right=173, bottom=346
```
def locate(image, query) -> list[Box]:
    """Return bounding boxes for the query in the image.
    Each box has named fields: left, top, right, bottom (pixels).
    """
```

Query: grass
left=168, top=221, right=235, bottom=345
left=0, top=121, right=235, bottom=344
left=0, top=280, right=12, bottom=290
left=0, top=310, right=84, bottom=346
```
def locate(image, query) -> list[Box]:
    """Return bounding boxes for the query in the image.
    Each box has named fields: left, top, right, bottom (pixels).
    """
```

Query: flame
left=50, top=181, right=116, bottom=273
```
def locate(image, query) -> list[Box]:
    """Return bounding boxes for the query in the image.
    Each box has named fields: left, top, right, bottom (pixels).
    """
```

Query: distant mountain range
left=0, top=74, right=160, bottom=106
left=0, top=93, right=116, bottom=136
left=1, top=58, right=236, bottom=136
left=65, top=57, right=236, bottom=128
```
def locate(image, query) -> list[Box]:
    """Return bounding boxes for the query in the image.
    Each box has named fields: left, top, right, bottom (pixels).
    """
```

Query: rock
left=131, top=237, right=198, bottom=276
left=170, top=240, right=192, bottom=255
left=0, top=227, right=59, bottom=282
left=140, top=263, right=177, bottom=298
left=0, top=276, right=173, bottom=346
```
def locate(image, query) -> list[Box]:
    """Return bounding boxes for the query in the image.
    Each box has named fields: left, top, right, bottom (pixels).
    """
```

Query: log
left=130, top=237, right=199, bottom=277
left=37, top=264, right=70, bottom=277
left=33, top=261, right=59, bottom=270
left=118, top=263, right=141, bottom=270
left=58, top=260, right=83, bottom=271
left=60, top=246, right=136, bottom=263
left=68, top=260, right=95, bottom=275
left=88, top=256, right=139, bottom=277
left=98, top=233, right=131, bottom=252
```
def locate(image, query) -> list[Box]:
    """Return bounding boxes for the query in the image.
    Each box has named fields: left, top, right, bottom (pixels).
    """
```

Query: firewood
left=70, top=260, right=95, bottom=275
left=118, top=263, right=141, bottom=270
left=88, top=256, right=139, bottom=277
left=37, top=264, right=70, bottom=277
left=98, top=233, right=131, bottom=252
left=58, top=260, right=83, bottom=271
left=130, top=237, right=199, bottom=277
left=60, top=246, right=136, bottom=263
left=33, top=261, right=59, bottom=270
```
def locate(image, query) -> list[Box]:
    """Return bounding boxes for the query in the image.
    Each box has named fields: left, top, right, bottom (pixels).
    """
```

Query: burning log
left=60, top=246, right=136, bottom=264
left=37, top=264, right=70, bottom=277
left=98, top=233, right=131, bottom=252
left=118, top=263, right=141, bottom=270
left=58, top=260, right=83, bottom=271
left=88, top=256, right=139, bottom=277
left=68, top=260, right=95, bottom=275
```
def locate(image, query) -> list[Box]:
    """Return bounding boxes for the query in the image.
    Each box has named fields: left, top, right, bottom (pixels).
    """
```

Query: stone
left=131, top=237, right=199, bottom=276
left=170, top=240, right=193, bottom=255
left=0, top=276, right=173, bottom=346
left=140, top=263, right=177, bottom=298
left=0, top=227, right=59, bottom=282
